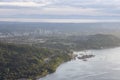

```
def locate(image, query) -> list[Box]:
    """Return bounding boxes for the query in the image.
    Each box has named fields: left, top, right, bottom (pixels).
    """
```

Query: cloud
left=0, top=18, right=120, bottom=23
left=0, top=1, right=51, bottom=7
left=0, top=6, right=119, bottom=17
left=0, top=0, right=120, bottom=22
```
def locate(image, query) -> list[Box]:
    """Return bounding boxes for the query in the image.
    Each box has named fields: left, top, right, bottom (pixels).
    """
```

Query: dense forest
left=34, top=34, right=120, bottom=51
left=0, top=34, right=120, bottom=80
left=0, top=42, right=72, bottom=80
left=73, top=34, right=120, bottom=50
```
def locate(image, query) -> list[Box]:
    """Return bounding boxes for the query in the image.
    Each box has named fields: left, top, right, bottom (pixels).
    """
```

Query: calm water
left=39, top=47, right=120, bottom=80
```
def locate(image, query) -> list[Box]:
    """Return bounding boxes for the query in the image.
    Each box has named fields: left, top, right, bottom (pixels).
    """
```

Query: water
left=39, top=47, right=120, bottom=80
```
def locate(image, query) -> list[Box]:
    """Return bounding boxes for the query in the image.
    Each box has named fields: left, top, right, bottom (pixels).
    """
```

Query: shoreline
left=38, top=46, right=120, bottom=80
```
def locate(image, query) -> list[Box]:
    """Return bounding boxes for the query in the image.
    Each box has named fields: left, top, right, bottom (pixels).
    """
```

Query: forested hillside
left=0, top=34, right=120, bottom=80
left=74, top=34, right=120, bottom=50
left=0, top=42, right=71, bottom=80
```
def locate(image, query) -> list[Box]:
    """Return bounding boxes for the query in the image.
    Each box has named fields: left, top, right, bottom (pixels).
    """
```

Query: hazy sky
left=0, top=0, right=120, bottom=22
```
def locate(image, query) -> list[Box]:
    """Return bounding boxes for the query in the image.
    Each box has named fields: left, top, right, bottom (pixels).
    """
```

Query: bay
left=39, top=47, right=120, bottom=80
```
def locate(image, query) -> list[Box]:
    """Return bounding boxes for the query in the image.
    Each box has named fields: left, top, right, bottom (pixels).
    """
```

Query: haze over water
left=39, top=47, right=120, bottom=80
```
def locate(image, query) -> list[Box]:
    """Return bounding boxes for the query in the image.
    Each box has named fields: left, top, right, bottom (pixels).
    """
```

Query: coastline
left=38, top=46, right=120, bottom=80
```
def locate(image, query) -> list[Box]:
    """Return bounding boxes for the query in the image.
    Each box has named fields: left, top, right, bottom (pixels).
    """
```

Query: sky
left=0, top=0, right=120, bottom=23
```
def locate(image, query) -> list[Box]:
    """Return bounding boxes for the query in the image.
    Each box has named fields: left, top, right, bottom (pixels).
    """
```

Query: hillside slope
left=0, top=42, right=71, bottom=80
left=74, top=34, right=120, bottom=50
